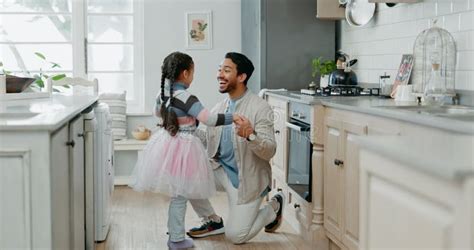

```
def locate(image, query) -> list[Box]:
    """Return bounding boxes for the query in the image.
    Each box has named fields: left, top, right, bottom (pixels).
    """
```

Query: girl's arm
left=185, top=95, right=233, bottom=127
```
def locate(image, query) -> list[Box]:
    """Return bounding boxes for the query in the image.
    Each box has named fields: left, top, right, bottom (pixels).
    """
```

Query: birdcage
left=412, top=20, right=456, bottom=102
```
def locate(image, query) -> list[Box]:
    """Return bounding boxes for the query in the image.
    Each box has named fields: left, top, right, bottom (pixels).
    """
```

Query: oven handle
left=286, top=121, right=310, bottom=132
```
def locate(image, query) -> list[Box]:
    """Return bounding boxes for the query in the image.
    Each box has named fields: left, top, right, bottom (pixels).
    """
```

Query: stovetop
left=302, top=86, right=380, bottom=97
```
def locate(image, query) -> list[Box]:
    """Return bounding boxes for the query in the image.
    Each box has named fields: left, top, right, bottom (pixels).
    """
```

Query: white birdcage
left=412, top=20, right=456, bottom=103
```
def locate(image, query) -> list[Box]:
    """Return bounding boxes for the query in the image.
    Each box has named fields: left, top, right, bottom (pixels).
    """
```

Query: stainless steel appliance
left=242, top=0, right=336, bottom=92
left=286, top=101, right=313, bottom=202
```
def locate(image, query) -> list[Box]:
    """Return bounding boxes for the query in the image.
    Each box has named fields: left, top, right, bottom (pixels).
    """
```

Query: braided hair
left=159, top=51, right=194, bottom=136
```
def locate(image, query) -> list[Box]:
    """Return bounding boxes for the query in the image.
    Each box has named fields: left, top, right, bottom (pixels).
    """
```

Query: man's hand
left=233, top=115, right=254, bottom=139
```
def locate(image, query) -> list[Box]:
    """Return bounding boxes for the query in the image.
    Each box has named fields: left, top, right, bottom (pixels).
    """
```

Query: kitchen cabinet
left=358, top=136, right=473, bottom=249
left=316, top=0, right=345, bottom=20
left=69, top=116, right=85, bottom=250
left=266, top=95, right=288, bottom=183
left=0, top=94, right=96, bottom=249
left=323, top=112, right=367, bottom=250
left=1, top=116, right=86, bottom=249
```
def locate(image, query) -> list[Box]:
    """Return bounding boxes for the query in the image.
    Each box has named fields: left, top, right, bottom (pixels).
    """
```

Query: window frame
left=1, top=0, right=145, bottom=114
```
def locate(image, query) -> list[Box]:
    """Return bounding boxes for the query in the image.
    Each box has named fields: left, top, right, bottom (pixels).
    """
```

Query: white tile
left=355, top=70, right=370, bottom=83
left=423, top=2, right=438, bottom=18
left=459, top=11, right=474, bottom=31
left=416, top=19, right=431, bottom=34
left=443, top=14, right=460, bottom=33
left=453, top=30, right=474, bottom=50
left=455, top=71, right=474, bottom=90
left=368, top=70, right=380, bottom=85
left=452, top=0, right=469, bottom=13
left=437, top=1, right=453, bottom=16
left=456, top=51, right=474, bottom=70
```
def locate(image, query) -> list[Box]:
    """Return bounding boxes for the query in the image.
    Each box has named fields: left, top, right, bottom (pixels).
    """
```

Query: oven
left=286, top=101, right=312, bottom=202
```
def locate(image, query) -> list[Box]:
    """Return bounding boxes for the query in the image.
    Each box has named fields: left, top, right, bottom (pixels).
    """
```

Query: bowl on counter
left=132, top=125, right=151, bottom=140
left=6, top=76, right=36, bottom=93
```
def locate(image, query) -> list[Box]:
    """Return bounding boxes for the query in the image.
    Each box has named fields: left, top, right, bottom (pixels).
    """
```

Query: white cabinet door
left=51, top=125, right=71, bottom=249
left=69, top=115, right=85, bottom=250
left=324, top=117, right=344, bottom=240
left=341, top=121, right=367, bottom=250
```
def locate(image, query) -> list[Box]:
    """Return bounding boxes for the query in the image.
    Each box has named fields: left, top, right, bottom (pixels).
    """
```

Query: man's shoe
left=264, top=192, right=285, bottom=233
left=187, top=219, right=225, bottom=238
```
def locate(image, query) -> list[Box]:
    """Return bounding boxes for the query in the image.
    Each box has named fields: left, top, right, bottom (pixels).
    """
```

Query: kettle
left=329, top=54, right=358, bottom=86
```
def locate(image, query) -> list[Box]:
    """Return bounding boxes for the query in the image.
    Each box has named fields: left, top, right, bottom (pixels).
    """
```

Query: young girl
left=129, top=52, right=236, bottom=249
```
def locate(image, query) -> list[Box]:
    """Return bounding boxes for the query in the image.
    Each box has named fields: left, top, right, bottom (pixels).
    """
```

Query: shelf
left=114, top=138, right=148, bottom=151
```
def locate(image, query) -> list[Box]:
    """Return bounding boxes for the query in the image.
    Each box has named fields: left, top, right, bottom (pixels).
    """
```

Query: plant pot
left=320, top=75, right=330, bottom=88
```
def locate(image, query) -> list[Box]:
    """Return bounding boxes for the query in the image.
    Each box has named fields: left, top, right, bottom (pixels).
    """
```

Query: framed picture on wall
left=185, top=11, right=213, bottom=50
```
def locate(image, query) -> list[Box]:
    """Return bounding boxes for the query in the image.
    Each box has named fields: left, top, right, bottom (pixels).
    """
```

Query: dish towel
left=258, top=88, right=287, bottom=98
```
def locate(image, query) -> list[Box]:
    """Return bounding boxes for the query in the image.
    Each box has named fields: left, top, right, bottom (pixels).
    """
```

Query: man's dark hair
left=225, top=52, right=254, bottom=85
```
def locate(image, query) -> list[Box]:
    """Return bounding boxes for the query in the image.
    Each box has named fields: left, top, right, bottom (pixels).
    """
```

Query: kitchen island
left=0, top=93, right=97, bottom=249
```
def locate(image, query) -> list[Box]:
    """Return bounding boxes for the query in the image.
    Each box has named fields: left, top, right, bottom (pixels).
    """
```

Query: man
left=188, top=52, right=285, bottom=244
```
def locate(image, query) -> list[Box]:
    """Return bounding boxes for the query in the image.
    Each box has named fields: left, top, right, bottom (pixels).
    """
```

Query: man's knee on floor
left=225, top=228, right=249, bottom=245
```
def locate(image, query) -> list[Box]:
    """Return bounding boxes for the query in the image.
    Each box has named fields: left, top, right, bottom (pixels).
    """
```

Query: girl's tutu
left=129, top=128, right=216, bottom=199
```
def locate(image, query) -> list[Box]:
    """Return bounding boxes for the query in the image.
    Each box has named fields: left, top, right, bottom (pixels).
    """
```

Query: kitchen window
left=0, top=0, right=145, bottom=113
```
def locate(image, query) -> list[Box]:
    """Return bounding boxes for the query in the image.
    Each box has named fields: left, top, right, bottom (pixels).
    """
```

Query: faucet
left=416, top=96, right=422, bottom=105
left=451, top=94, right=460, bottom=105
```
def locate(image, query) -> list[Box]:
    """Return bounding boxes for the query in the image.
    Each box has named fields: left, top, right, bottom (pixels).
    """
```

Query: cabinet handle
left=334, top=159, right=344, bottom=166
left=66, top=140, right=75, bottom=148
left=275, top=130, right=280, bottom=134
left=294, top=203, right=300, bottom=209
left=77, top=133, right=84, bottom=137
left=277, top=188, right=282, bottom=192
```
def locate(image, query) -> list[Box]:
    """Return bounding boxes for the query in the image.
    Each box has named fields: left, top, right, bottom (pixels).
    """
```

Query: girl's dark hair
left=159, top=51, right=194, bottom=136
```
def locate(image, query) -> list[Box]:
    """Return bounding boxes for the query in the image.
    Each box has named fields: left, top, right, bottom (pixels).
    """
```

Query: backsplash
left=338, top=0, right=474, bottom=92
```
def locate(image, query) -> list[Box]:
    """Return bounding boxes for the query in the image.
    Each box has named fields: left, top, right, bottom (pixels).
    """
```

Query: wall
left=117, top=0, right=241, bottom=180
left=338, top=0, right=474, bottom=91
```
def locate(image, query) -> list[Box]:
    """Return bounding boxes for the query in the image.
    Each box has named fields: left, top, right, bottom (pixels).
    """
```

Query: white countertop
left=0, top=93, right=98, bottom=131
left=265, top=91, right=474, bottom=134
left=356, top=135, right=474, bottom=181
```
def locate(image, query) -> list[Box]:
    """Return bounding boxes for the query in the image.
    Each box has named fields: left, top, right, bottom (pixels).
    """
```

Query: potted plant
left=312, top=57, right=336, bottom=88
left=0, top=52, right=66, bottom=93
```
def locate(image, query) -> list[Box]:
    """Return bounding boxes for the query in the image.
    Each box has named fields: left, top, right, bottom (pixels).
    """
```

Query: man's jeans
left=189, top=167, right=277, bottom=244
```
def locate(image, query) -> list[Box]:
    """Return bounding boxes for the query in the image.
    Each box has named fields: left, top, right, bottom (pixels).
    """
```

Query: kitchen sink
left=0, top=112, right=39, bottom=119
left=375, top=105, right=474, bottom=120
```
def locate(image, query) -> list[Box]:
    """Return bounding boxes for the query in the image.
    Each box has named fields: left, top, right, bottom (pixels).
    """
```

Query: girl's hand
left=233, top=114, right=243, bottom=123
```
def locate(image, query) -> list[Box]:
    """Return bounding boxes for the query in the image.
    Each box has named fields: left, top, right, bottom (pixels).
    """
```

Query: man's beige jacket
left=198, top=90, right=276, bottom=204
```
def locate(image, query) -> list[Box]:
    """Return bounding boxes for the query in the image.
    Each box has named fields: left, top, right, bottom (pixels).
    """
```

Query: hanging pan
left=345, top=0, right=376, bottom=27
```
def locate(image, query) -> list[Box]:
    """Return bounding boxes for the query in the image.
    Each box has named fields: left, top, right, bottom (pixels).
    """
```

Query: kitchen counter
left=0, top=93, right=98, bottom=131
left=356, top=135, right=474, bottom=181
left=265, top=91, right=474, bottom=134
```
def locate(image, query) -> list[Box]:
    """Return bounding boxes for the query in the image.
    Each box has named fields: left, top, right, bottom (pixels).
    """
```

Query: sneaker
left=264, top=192, right=285, bottom=233
left=187, top=219, right=225, bottom=238
left=167, top=238, right=194, bottom=249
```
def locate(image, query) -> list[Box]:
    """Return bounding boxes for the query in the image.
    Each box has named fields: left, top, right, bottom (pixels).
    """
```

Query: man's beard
left=219, top=80, right=237, bottom=93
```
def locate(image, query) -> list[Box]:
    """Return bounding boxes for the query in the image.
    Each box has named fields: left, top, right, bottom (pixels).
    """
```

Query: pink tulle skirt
left=129, top=128, right=216, bottom=199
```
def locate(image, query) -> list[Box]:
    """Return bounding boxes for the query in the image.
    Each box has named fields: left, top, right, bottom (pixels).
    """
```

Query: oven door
left=286, top=118, right=312, bottom=202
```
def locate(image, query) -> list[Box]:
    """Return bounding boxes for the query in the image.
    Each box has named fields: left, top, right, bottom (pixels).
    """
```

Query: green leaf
left=50, top=62, right=61, bottom=68
left=52, top=74, right=66, bottom=81
left=35, top=78, right=44, bottom=88
left=63, top=84, right=70, bottom=88
left=34, top=52, right=46, bottom=60
left=0, top=61, right=3, bottom=67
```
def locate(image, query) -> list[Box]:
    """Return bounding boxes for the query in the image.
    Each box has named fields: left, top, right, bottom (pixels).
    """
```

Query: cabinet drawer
left=267, top=96, right=288, bottom=110
left=284, top=188, right=313, bottom=235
